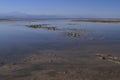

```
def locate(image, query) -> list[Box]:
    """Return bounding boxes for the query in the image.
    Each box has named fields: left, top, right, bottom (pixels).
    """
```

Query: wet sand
left=0, top=49, right=120, bottom=80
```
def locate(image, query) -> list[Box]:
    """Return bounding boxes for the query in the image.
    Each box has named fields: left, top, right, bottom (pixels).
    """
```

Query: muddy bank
left=0, top=50, right=120, bottom=80
left=0, top=18, right=120, bottom=23
left=71, top=18, right=120, bottom=23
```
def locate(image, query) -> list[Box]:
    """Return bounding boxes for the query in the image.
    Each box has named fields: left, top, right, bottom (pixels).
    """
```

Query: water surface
left=0, top=20, right=120, bottom=61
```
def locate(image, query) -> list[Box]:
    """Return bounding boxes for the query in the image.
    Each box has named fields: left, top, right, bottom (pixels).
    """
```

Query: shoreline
left=0, top=50, right=120, bottom=80
left=0, top=18, right=120, bottom=23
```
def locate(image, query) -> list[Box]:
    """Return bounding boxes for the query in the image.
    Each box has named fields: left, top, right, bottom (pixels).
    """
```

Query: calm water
left=0, top=20, right=120, bottom=61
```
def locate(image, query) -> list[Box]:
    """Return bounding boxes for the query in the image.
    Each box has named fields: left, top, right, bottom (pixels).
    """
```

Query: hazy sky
left=0, top=0, right=120, bottom=17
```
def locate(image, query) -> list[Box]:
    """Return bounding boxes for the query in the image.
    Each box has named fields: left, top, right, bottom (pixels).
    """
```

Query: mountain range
left=0, top=12, right=74, bottom=18
left=0, top=12, right=120, bottom=18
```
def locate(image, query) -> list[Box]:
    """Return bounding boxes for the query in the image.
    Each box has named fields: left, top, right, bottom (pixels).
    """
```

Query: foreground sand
left=0, top=50, right=120, bottom=80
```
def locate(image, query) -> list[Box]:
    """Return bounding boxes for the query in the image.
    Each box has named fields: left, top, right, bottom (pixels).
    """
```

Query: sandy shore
left=0, top=50, right=120, bottom=80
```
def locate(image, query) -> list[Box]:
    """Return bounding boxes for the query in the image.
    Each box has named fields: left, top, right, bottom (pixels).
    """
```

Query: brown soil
left=0, top=50, right=120, bottom=80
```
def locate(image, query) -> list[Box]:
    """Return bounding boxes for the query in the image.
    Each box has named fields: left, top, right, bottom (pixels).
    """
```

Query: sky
left=0, top=0, right=120, bottom=17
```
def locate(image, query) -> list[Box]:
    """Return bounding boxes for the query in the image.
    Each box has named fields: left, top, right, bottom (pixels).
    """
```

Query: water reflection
left=66, top=32, right=80, bottom=38
left=65, top=29, right=88, bottom=38
left=25, top=24, right=105, bottom=39
left=67, top=23, right=78, bottom=25
left=26, top=24, right=61, bottom=31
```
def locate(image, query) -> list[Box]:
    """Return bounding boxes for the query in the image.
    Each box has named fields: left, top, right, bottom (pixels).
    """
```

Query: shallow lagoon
left=0, top=20, right=120, bottom=80
left=0, top=20, right=120, bottom=55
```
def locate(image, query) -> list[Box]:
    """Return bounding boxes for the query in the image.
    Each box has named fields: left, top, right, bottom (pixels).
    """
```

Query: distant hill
left=0, top=12, right=69, bottom=18
left=0, top=12, right=89, bottom=19
left=0, top=12, right=120, bottom=19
